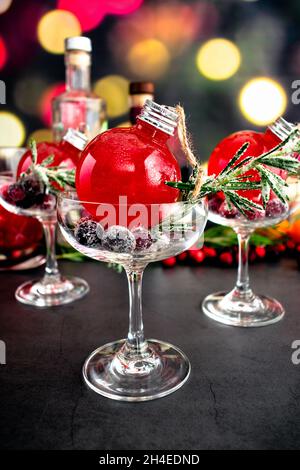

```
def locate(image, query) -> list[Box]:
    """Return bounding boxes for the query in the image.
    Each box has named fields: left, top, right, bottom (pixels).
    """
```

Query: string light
left=127, top=39, right=170, bottom=79
left=57, top=0, right=105, bottom=31
left=0, top=36, right=7, bottom=69
left=0, top=112, right=25, bottom=146
left=104, top=0, right=143, bottom=15
left=0, top=0, right=12, bottom=15
left=239, top=77, right=287, bottom=125
left=14, top=76, right=47, bottom=116
left=94, top=75, right=129, bottom=118
left=196, top=38, right=241, bottom=80
left=28, top=129, right=53, bottom=144
left=37, top=10, right=81, bottom=54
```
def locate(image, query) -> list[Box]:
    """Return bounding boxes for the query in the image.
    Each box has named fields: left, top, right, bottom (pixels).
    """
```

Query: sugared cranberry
left=244, top=208, right=265, bottom=221
left=132, top=227, right=153, bottom=251
left=219, top=201, right=239, bottom=219
left=208, top=194, right=223, bottom=213
left=265, top=199, right=288, bottom=218
left=7, top=183, right=26, bottom=203
left=74, top=217, right=102, bottom=247
left=40, top=194, right=56, bottom=211
left=102, top=225, right=136, bottom=253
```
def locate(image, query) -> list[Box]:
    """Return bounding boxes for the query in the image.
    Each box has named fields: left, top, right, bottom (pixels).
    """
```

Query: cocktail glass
left=0, top=175, right=89, bottom=307
left=58, top=192, right=207, bottom=401
left=202, top=181, right=300, bottom=327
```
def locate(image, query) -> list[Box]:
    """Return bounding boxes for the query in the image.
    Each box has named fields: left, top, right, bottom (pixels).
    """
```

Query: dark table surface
left=0, top=259, right=300, bottom=450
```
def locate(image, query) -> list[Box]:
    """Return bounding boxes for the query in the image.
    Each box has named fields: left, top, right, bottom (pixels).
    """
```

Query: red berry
left=219, top=201, right=239, bottom=219
left=163, top=256, right=177, bottom=267
left=220, top=252, right=233, bottom=265
left=178, top=252, right=187, bottom=261
left=203, top=246, right=217, bottom=257
left=190, top=249, right=205, bottom=263
left=287, top=240, right=295, bottom=250
left=255, top=246, right=266, bottom=258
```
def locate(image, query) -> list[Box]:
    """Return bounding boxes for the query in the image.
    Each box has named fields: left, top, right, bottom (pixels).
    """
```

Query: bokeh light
left=37, top=10, right=81, bottom=54
left=57, top=0, right=105, bottom=31
left=104, top=0, right=143, bottom=15
left=28, top=128, right=53, bottom=144
left=39, top=82, right=66, bottom=125
left=110, top=3, right=211, bottom=67
left=0, top=0, right=12, bottom=15
left=196, top=38, right=241, bottom=81
left=127, top=39, right=170, bottom=79
left=94, top=75, right=129, bottom=118
left=14, top=76, right=47, bottom=116
left=0, top=112, right=25, bottom=146
left=0, top=36, right=7, bottom=69
left=239, top=77, right=287, bottom=125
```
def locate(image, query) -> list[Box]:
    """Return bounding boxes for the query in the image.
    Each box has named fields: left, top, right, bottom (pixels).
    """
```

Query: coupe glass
left=0, top=175, right=89, bottom=307
left=202, top=179, right=300, bottom=327
left=58, top=192, right=207, bottom=401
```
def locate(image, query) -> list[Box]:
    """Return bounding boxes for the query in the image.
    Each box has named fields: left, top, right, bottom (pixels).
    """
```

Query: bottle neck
left=129, top=93, right=154, bottom=125
left=136, top=118, right=170, bottom=145
left=65, top=51, right=91, bottom=92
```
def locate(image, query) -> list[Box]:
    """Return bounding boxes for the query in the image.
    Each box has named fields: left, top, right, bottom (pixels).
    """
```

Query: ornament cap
left=138, top=99, right=178, bottom=136
left=63, top=129, right=88, bottom=151
left=269, top=117, right=296, bottom=141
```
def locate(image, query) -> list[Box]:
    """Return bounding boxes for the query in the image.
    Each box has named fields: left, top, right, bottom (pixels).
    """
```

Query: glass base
left=83, top=339, right=191, bottom=402
left=202, top=290, right=285, bottom=327
left=15, top=276, right=89, bottom=307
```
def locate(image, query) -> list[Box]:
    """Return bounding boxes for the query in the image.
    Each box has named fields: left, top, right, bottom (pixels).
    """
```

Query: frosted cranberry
left=132, top=227, right=153, bottom=251
left=265, top=199, right=288, bottom=218
left=208, top=194, right=223, bottom=213
left=244, top=208, right=265, bottom=221
left=7, top=183, right=26, bottom=203
left=102, top=226, right=136, bottom=253
left=219, top=201, right=239, bottom=219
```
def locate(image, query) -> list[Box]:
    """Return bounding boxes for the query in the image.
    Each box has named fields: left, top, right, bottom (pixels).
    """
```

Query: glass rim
left=57, top=189, right=206, bottom=207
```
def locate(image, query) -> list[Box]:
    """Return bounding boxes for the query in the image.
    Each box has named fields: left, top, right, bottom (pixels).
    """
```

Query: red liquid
left=0, top=205, right=43, bottom=265
left=208, top=127, right=286, bottom=202
left=76, top=120, right=181, bottom=226
left=17, top=141, right=80, bottom=189
left=208, top=130, right=265, bottom=202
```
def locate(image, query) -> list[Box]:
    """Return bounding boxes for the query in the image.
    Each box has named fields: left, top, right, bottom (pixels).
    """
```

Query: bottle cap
left=138, top=99, right=178, bottom=136
left=63, top=129, right=88, bottom=151
left=129, top=82, right=154, bottom=95
left=65, top=36, right=92, bottom=53
left=269, top=117, right=296, bottom=140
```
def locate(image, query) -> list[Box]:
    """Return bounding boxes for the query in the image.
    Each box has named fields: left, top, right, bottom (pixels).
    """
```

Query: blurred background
left=0, top=0, right=299, bottom=161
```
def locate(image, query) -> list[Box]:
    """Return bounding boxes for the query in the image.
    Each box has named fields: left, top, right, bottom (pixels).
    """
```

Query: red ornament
left=208, top=119, right=291, bottom=202
left=76, top=105, right=181, bottom=226
left=17, top=140, right=82, bottom=190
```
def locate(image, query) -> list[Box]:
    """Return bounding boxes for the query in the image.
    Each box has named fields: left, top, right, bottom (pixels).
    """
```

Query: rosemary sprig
left=22, top=140, right=76, bottom=193
left=166, top=128, right=300, bottom=214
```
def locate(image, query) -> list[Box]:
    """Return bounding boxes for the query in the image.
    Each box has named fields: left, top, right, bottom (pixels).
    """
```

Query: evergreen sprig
left=22, top=140, right=76, bottom=193
left=166, top=128, right=300, bottom=214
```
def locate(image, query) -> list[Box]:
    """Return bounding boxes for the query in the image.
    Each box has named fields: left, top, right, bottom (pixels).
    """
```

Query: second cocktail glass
left=58, top=193, right=207, bottom=401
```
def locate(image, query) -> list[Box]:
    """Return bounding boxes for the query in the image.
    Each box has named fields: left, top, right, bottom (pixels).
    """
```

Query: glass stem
left=43, top=222, right=60, bottom=281
left=235, top=231, right=252, bottom=298
left=125, top=268, right=147, bottom=354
